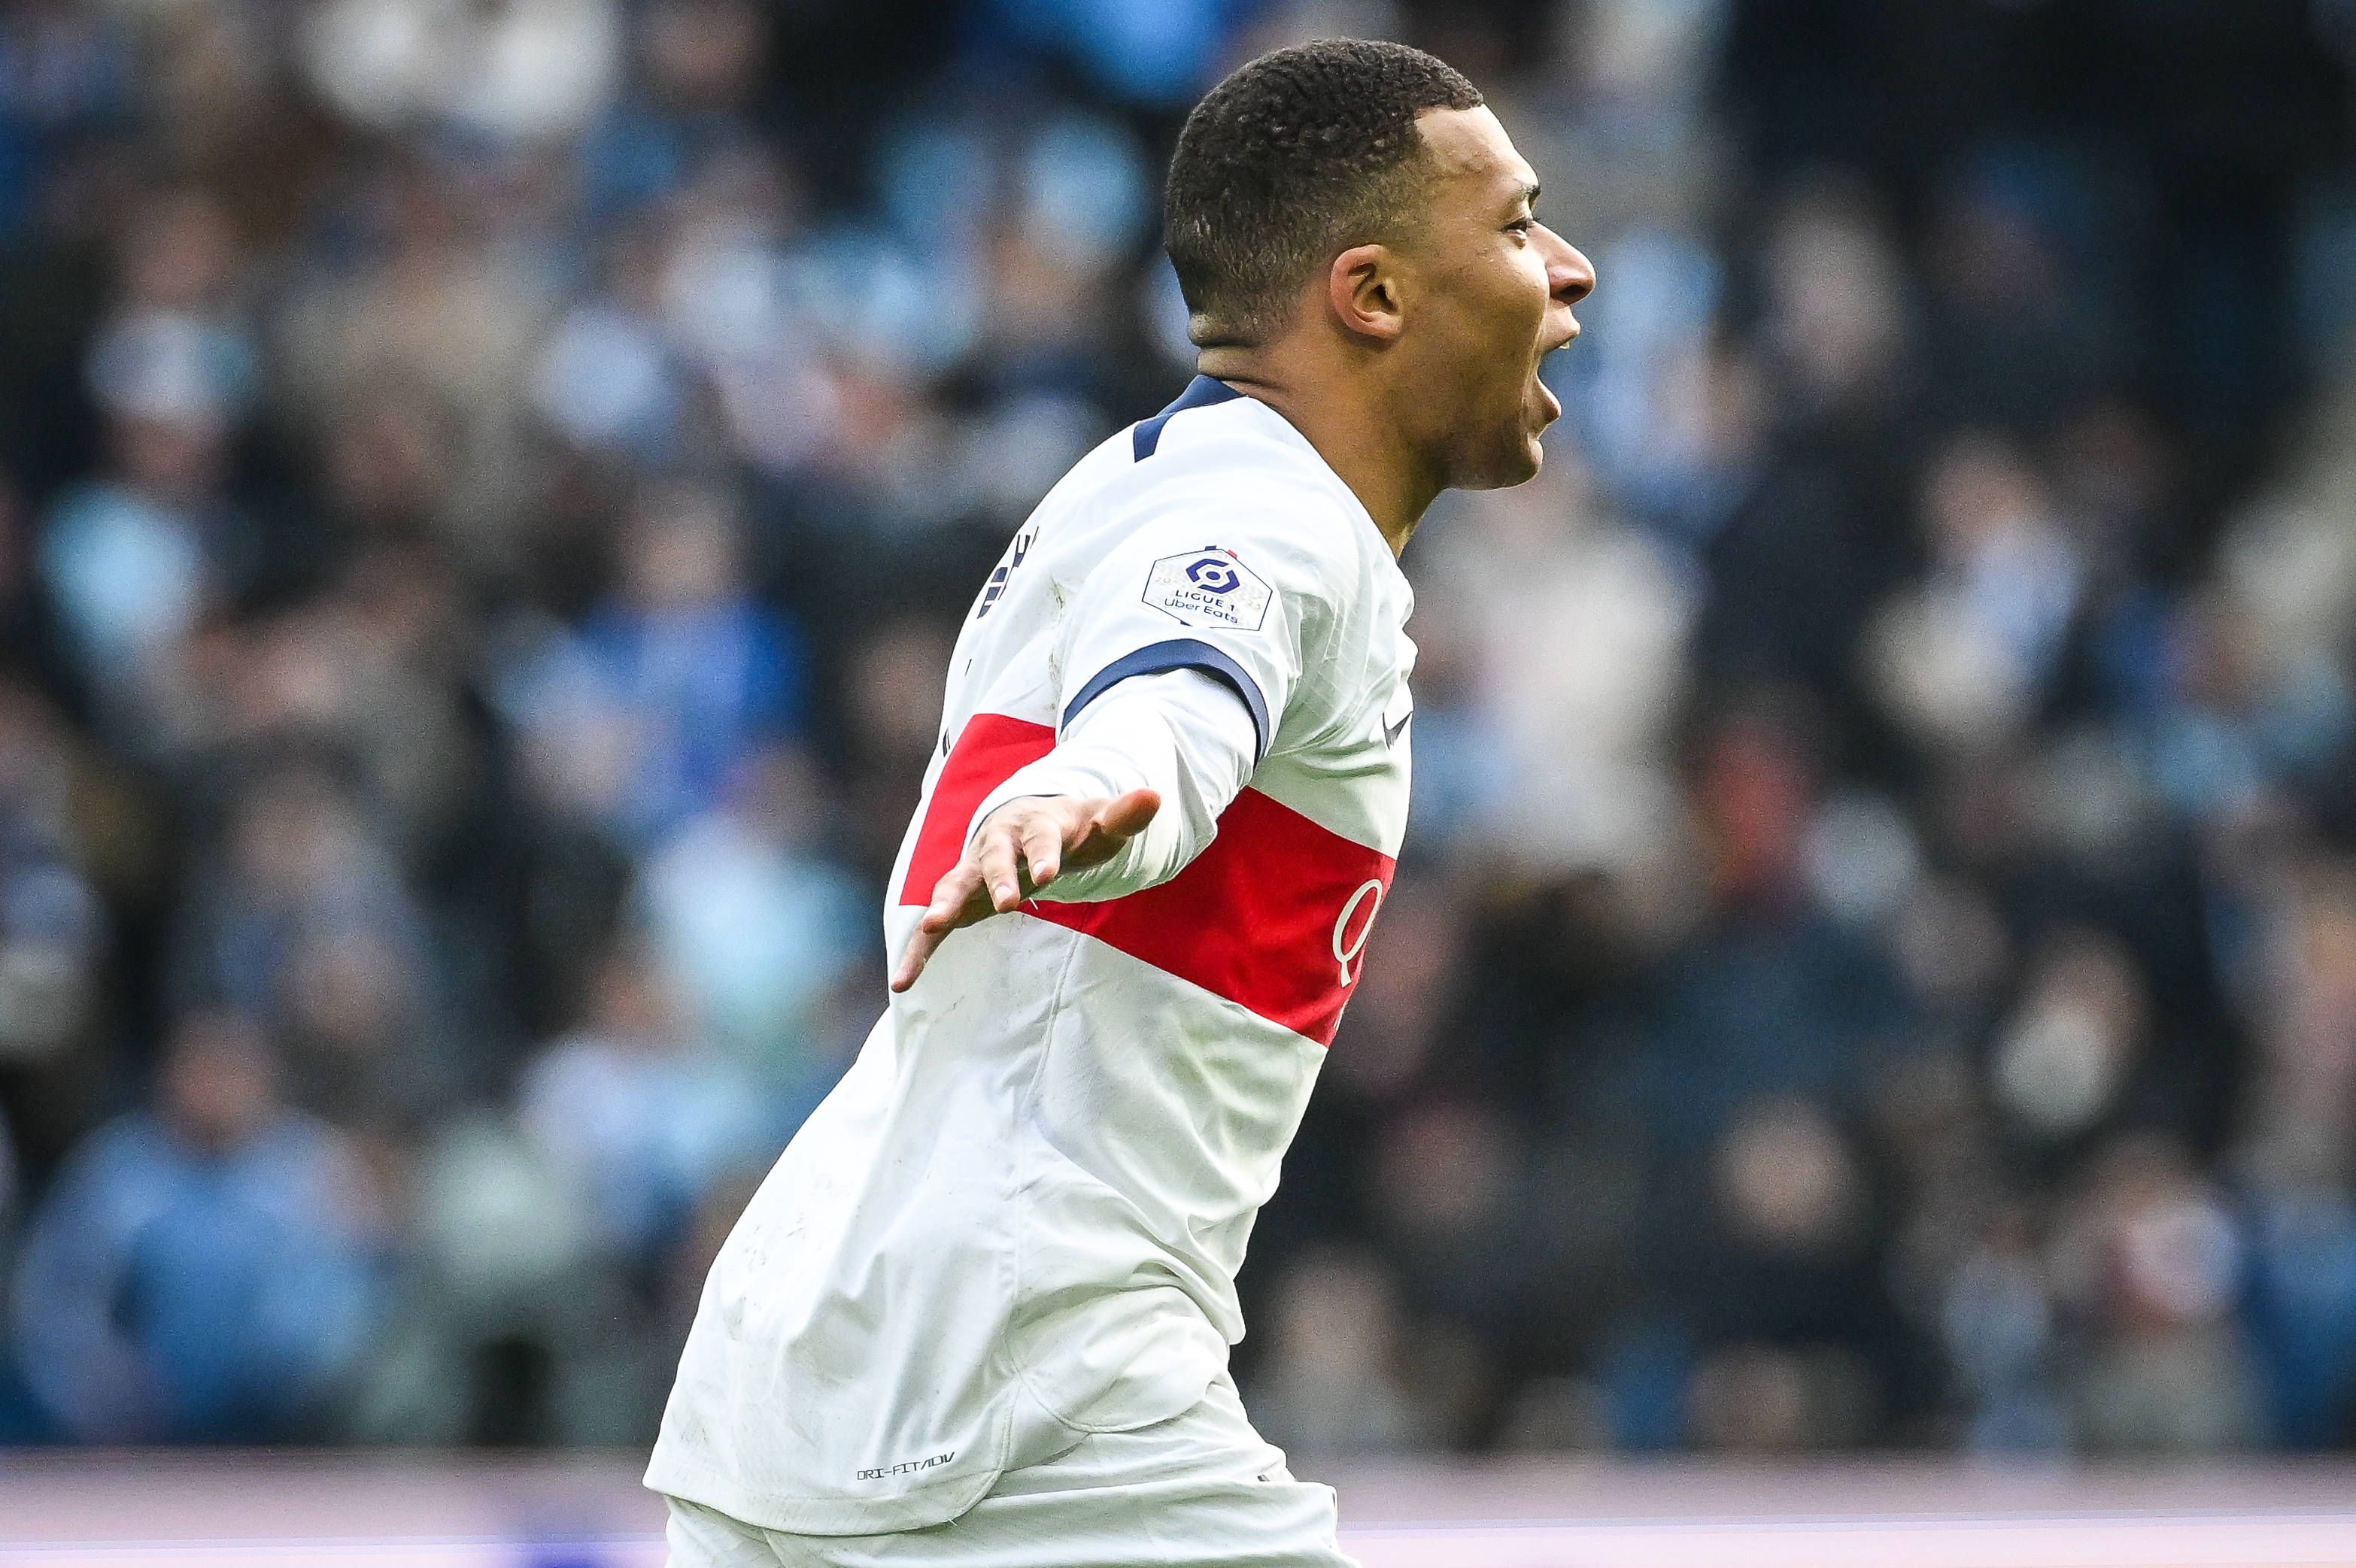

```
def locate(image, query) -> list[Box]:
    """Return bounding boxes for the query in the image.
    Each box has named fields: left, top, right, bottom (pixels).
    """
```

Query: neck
left=1197, top=343, right=1438, bottom=556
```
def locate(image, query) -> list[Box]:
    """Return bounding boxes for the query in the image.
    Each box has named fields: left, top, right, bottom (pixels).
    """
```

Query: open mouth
left=1532, top=317, right=1578, bottom=423
left=1534, top=339, right=1570, bottom=421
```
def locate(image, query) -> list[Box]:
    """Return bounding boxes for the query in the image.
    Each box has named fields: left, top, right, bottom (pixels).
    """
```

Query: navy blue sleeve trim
left=1131, top=375, right=1243, bottom=461
left=1061, top=638, right=1272, bottom=764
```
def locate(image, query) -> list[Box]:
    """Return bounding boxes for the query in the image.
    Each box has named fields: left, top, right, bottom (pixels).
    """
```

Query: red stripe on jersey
left=900, top=714, right=1395, bottom=1046
left=1031, top=787, right=1393, bottom=1045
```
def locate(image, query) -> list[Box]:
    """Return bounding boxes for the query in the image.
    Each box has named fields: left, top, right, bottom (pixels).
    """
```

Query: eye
left=1506, top=217, right=1533, bottom=238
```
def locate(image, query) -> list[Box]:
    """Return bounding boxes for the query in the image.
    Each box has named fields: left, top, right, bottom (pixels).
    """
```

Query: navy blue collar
left=1132, top=375, right=1243, bottom=460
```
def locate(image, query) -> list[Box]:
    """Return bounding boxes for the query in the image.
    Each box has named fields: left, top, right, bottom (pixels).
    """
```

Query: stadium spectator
left=516, top=936, right=771, bottom=1275
left=12, top=1011, right=380, bottom=1441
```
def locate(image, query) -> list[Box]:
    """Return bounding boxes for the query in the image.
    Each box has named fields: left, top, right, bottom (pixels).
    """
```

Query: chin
left=1459, top=456, right=1541, bottom=493
left=1447, top=410, right=1550, bottom=490
left=1501, top=430, right=1548, bottom=487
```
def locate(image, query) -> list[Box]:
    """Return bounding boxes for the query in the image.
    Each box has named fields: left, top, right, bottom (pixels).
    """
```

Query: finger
left=920, top=862, right=985, bottom=933
left=1021, top=814, right=1063, bottom=887
left=1096, top=788, right=1161, bottom=839
left=896, top=858, right=999, bottom=991
left=1068, top=789, right=1161, bottom=869
left=890, top=921, right=946, bottom=992
left=976, top=823, right=1026, bottom=912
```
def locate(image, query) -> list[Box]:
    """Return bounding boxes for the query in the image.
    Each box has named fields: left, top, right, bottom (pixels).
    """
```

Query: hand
left=890, top=790, right=1161, bottom=992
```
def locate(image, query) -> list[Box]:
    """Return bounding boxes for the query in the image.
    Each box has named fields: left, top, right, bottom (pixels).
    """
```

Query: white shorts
left=660, top=1374, right=1357, bottom=1568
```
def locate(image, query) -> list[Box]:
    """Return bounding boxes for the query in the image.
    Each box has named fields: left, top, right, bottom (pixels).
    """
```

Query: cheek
left=1420, top=257, right=1545, bottom=419
left=1509, top=257, right=1552, bottom=338
left=1474, top=259, right=1547, bottom=363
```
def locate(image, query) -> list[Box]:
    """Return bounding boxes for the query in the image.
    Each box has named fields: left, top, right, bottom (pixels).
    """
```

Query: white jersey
left=645, top=378, right=1416, bottom=1535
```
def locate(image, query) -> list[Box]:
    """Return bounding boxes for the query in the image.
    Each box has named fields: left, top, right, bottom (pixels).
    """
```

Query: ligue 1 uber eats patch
left=1144, top=547, right=1273, bottom=632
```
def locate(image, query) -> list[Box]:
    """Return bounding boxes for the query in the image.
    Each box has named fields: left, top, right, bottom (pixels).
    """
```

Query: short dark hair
left=1164, top=38, right=1483, bottom=345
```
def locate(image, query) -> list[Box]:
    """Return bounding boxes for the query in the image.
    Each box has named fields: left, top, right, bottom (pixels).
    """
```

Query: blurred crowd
left=0, top=0, right=2352, bottom=1457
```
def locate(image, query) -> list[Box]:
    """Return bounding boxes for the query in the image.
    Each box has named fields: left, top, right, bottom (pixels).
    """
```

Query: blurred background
left=0, top=0, right=2353, bottom=1474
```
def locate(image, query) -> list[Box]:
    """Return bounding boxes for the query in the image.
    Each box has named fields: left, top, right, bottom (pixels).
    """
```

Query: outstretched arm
left=890, top=669, right=1257, bottom=990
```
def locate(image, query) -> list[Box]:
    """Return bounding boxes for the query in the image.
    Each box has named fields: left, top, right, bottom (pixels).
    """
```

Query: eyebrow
left=1514, top=181, right=1541, bottom=212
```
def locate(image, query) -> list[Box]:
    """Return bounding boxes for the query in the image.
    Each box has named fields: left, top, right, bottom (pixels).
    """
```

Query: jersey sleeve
left=1052, top=505, right=1339, bottom=765
left=964, top=668, right=1258, bottom=902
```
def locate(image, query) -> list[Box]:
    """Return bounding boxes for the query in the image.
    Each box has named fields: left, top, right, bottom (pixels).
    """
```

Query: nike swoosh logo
left=1384, top=711, right=1411, bottom=748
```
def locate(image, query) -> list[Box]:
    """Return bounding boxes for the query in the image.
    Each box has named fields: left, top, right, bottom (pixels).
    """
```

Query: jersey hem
left=642, top=1431, right=1003, bottom=1538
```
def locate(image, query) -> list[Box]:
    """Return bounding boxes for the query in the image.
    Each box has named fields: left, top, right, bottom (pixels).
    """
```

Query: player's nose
left=1540, top=226, right=1595, bottom=308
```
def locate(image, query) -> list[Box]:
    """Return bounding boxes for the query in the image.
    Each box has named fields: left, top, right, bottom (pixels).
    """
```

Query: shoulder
left=33, top=1115, right=173, bottom=1230
left=1106, top=406, right=1374, bottom=593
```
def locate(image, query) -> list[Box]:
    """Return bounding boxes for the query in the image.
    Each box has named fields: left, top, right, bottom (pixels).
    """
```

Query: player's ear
left=1325, top=244, right=1406, bottom=344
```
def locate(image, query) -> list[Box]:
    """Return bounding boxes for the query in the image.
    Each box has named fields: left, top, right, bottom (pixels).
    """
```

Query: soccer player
left=650, top=38, right=1593, bottom=1567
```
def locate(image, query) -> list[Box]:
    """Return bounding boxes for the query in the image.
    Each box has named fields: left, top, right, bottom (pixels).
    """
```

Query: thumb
left=1091, top=788, right=1161, bottom=842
